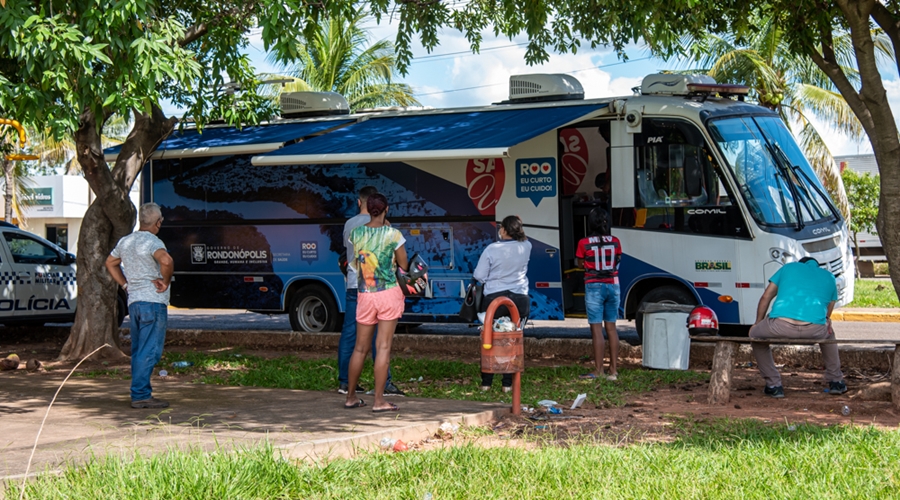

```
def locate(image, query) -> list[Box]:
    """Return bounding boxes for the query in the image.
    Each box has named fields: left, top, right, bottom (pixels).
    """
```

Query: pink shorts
left=356, top=286, right=405, bottom=325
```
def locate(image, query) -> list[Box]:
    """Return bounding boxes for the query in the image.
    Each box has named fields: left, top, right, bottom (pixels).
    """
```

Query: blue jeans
left=129, top=302, right=168, bottom=401
left=338, top=289, right=391, bottom=386
left=585, top=282, right=620, bottom=324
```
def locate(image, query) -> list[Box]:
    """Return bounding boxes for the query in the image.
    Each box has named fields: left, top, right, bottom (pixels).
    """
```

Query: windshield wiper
left=765, top=143, right=804, bottom=230
left=773, top=144, right=841, bottom=224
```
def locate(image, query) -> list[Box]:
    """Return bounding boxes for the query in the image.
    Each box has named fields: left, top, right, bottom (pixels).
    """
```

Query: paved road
left=164, top=309, right=899, bottom=345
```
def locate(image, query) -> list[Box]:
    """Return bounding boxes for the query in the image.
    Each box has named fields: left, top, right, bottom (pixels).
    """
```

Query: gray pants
left=749, top=317, right=843, bottom=387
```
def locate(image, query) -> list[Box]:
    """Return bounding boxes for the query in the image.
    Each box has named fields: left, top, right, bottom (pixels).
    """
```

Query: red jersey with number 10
left=575, top=235, right=622, bottom=284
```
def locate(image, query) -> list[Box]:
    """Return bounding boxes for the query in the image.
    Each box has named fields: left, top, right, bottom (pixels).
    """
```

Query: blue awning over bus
left=103, top=118, right=352, bottom=161
left=251, top=103, right=607, bottom=165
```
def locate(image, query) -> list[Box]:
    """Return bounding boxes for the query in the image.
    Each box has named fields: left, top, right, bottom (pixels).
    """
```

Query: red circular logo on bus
left=559, top=128, right=588, bottom=195
left=466, top=158, right=505, bottom=216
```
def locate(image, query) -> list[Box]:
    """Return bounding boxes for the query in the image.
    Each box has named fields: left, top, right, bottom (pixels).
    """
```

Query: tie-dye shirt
left=350, top=225, right=406, bottom=293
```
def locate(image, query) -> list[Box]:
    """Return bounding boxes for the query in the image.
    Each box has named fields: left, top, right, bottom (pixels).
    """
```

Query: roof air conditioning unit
left=507, top=74, right=584, bottom=103
left=280, top=91, right=350, bottom=118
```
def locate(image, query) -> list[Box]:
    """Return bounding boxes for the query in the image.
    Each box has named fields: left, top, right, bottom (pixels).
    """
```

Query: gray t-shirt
left=111, top=231, right=170, bottom=305
left=343, top=213, right=371, bottom=290
left=473, top=239, right=532, bottom=296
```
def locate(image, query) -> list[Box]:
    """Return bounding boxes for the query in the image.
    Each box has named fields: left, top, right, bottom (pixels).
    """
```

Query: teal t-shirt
left=768, top=260, right=838, bottom=324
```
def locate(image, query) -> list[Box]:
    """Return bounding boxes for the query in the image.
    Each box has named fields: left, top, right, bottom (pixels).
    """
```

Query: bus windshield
left=707, top=116, right=838, bottom=228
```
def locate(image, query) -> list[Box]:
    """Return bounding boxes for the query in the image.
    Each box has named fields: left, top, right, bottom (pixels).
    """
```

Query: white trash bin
left=640, top=303, right=695, bottom=370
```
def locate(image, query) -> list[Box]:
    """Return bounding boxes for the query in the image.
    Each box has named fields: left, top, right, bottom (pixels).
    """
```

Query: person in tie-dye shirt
left=345, top=193, right=409, bottom=413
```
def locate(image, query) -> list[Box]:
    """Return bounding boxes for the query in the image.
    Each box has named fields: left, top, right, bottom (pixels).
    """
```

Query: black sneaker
left=828, top=380, right=848, bottom=395
left=367, top=383, right=406, bottom=396
left=338, top=383, right=366, bottom=395
left=764, top=386, right=785, bottom=398
left=131, top=397, right=169, bottom=409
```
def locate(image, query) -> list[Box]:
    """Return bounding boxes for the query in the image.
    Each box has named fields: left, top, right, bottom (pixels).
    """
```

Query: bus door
left=557, top=119, right=615, bottom=314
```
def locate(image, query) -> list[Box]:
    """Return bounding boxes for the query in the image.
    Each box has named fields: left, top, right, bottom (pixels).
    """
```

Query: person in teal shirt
left=750, top=257, right=846, bottom=398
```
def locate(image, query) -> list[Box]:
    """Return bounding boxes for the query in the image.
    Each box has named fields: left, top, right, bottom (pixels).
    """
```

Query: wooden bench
left=690, top=336, right=900, bottom=409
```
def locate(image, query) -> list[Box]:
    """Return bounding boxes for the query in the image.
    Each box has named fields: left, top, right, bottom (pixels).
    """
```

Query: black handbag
left=459, top=280, right=484, bottom=322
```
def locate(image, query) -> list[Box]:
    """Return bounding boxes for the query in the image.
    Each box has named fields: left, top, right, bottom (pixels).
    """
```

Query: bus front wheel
left=289, top=285, right=340, bottom=333
left=634, top=285, right=697, bottom=344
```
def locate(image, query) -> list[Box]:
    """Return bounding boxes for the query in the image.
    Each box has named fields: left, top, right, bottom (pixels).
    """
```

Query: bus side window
left=630, top=118, right=748, bottom=238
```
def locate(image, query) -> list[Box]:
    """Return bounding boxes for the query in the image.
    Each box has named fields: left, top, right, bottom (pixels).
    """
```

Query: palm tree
left=674, top=17, right=894, bottom=220
left=268, top=9, right=419, bottom=111
left=0, top=135, right=36, bottom=226
left=26, top=115, right=130, bottom=175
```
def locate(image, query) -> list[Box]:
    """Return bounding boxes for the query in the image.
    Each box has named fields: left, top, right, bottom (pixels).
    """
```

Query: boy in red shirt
left=575, top=208, right=623, bottom=381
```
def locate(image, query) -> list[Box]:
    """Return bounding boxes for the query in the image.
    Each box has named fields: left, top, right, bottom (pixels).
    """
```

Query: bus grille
left=802, top=236, right=839, bottom=253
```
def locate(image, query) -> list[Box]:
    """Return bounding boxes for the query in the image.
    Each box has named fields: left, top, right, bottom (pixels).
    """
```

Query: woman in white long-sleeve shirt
left=473, top=215, right=532, bottom=392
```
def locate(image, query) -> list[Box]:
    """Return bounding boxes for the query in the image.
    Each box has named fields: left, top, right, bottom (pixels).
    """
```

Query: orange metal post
left=480, top=296, right=525, bottom=415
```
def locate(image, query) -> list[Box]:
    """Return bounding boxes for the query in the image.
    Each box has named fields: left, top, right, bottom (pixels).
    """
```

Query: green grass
left=847, top=279, right=900, bottom=308
left=9, top=420, right=900, bottom=499
left=160, top=350, right=707, bottom=408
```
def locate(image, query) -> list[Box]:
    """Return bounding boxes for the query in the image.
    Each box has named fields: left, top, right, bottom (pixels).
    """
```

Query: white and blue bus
left=110, top=72, right=854, bottom=338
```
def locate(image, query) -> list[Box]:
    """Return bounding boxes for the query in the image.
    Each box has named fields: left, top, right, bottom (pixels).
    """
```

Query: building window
left=46, top=224, right=68, bottom=251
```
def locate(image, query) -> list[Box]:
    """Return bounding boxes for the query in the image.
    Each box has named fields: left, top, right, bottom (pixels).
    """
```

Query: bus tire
left=634, top=285, right=697, bottom=344
left=289, top=285, right=340, bottom=333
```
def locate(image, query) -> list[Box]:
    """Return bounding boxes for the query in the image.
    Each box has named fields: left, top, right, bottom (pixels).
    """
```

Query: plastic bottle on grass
left=172, top=361, right=194, bottom=368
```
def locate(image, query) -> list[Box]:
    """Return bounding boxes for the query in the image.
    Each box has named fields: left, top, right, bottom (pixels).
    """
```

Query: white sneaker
left=606, top=374, right=618, bottom=381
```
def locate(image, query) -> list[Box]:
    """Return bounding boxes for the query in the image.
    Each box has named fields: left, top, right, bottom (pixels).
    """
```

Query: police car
left=0, top=221, right=126, bottom=326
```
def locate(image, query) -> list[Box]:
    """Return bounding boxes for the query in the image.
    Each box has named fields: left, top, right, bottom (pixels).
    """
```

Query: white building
left=2, top=175, right=141, bottom=252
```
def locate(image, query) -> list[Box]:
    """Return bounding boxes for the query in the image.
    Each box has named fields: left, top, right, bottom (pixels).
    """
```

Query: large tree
left=381, top=0, right=900, bottom=299
left=0, top=0, right=357, bottom=360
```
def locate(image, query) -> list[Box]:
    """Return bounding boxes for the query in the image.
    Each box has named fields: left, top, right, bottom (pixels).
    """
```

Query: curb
left=158, top=329, right=897, bottom=373
left=831, top=310, right=900, bottom=322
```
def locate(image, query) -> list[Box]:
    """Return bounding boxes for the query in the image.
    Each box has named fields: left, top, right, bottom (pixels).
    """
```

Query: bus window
left=630, top=118, right=749, bottom=238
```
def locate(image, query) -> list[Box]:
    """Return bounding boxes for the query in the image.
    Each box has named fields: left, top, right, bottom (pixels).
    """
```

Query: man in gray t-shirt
left=106, top=203, right=174, bottom=409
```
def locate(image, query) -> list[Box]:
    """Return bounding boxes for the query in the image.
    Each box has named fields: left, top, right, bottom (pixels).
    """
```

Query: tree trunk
left=58, top=106, right=176, bottom=361
left=810, top=0, right=900, bottom=303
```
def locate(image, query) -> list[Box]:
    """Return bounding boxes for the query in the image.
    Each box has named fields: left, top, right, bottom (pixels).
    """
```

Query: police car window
left=3, top=233, right=60, bottom=264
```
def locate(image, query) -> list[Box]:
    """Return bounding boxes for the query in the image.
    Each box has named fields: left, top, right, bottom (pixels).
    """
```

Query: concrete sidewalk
left=0, top=374, right=506, bottom=481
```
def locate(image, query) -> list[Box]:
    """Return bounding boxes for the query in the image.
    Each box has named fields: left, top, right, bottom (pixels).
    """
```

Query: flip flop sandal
left=372, top=402, right=400, bottom=413
left=344, top=398, right=366, bottom=409
left=578, top=373, right=598, bottom=379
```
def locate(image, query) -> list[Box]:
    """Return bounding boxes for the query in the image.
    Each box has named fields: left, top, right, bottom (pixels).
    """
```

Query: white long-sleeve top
left=473, top=239, right=532, bottom=296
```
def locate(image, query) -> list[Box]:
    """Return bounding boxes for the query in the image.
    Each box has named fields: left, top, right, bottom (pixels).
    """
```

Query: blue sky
left=237, top=20, right=900, bottom=157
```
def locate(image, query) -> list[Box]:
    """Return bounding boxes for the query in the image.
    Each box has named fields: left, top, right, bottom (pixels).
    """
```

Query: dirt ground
left=3, top=332, right=898, bottom=451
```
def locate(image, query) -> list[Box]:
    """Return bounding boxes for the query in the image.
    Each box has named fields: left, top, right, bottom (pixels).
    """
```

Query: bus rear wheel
left=289, top=285, right=340, bottom=333
left=634, top=285, right=697, bottom=344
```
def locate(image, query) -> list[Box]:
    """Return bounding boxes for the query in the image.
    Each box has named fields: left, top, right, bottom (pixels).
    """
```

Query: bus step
left=566, top=313, right=588, bottom=319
